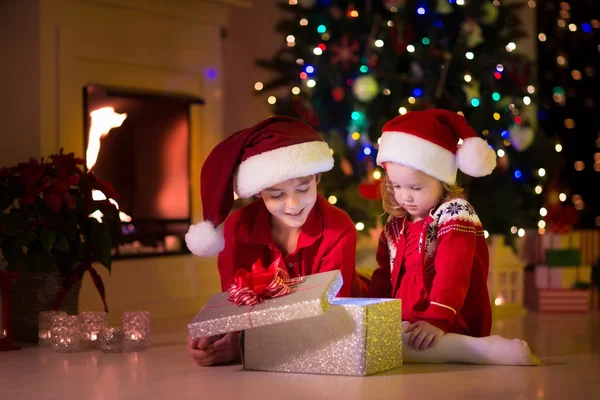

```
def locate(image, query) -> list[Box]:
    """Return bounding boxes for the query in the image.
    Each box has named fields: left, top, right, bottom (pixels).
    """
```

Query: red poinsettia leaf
left=44, top=191, right=63, bottom=213
left=16, top=160, right=46, bottom=188
left=52, top=171, right=71, bottom=193
left=22, top=183, right=43, bottom=204
left=88, top=173, right=119, bottom=200
left=63, top=193, right=77, bottom=209
left=50, top=150, right=86, bottom=175
left=67, top=174, right=80, bottom=186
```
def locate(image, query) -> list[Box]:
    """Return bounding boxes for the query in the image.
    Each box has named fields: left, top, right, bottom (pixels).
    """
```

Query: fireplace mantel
left=0, top=0, right=250, bottom=320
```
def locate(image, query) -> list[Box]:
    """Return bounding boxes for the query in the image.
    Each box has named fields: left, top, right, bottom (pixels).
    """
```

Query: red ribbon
left=227, top=258, right=302, bottom=307
left=51, top=263, right=108, bottom=312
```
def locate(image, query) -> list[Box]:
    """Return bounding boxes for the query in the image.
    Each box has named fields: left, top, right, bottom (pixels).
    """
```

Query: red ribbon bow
left=227, top=258, right=302, bottom=306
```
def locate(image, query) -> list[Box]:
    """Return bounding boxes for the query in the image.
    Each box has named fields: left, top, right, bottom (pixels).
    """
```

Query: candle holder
left=99, top=326, right=125, bottom=353
left=38, top=310, right=67, bottom=348
left=50, top=315, right=82, bottom=353
left=122, top=311, right=151, bottom=351
left=79, top=311, right=108, bottom=349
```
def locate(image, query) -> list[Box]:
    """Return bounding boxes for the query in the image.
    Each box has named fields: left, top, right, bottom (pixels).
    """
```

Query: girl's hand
left=187, top=333, right=241, bottom=366
left=405, top=321, right=444, bottom=351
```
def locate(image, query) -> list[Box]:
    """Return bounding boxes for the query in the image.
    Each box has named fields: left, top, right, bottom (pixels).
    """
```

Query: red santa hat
left=185, top=116, right=334, bottom=256
left=376, top=109, right=496, bottom=184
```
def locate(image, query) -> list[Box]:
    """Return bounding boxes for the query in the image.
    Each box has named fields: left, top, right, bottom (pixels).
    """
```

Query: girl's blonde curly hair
left=380, top=172, right=464, bottom=218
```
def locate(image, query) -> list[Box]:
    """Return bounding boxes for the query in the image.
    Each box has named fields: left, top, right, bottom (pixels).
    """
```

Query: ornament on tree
left=292, top=98, right=319, bottom=127
left=331, top=87, right=345, bottom=102
left=388, top=22, right=415, bottom=56
left=367, top=54, right=379, bottom=69
left=460, top=18, right=484, bottom=48
left=436, top=0, right=454, bottom=14
left=543, top=182, right=579, bottom=233
left=480, top=1, right=500, bottom=25
left=298, top=0, right=316, bottom=9
left=346, top=5, right=357, bottom=17
left=329, top=6, right=343, bottom=20
left=507, top=60, right=532, bottom=89
left=509, top=125, right=535, bottom=152
left=358, top=158, right=381, bottom=200
left=340, top=157, right=354, bottom=176
left=352, top=75, right=380, bottom=103
left=330, top=36, right=360, bottom=69
left=383, top=0, right=406, bottom=12
left=410, top=61, right=424, bottom=81
left=359, top=181, right=381, bottom=200
left=462, top=80, right=480, bottom=102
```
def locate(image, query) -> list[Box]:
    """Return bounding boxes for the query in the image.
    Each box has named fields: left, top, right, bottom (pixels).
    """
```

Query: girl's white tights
left=402, top=322, right=540, bottom=366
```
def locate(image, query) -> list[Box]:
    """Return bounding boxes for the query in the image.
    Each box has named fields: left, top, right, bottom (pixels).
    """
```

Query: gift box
left=242, top=297, right=403, bottom=376
left=537, top=289, right=591, bottom=313
left=189, top=268, right=403, bottom=376
left=541, top=232, right=581, bottom=251
left=188, top=270, right=342, bottom=338
left=580, top=229, right=600, bottom=265
left=534, top=265, right=592, bottom=289
left=545, top=249, right=581, bottom=267
left=521, top=230, right=545, bottom=264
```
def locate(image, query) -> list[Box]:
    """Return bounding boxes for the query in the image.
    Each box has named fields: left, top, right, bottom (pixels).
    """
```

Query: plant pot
left=12, top=271, right=81, bottom=343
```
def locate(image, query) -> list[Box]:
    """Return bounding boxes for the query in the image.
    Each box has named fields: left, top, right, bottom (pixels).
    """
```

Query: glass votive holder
left=79, top=311, right=108, bottom=349
left=99, top=326, right=125, bottom=353
left=50, top=315, right=82, bottom=353
left=122, top=311, right=151, bottom=351
left=38, top=310, right=67, bottom=348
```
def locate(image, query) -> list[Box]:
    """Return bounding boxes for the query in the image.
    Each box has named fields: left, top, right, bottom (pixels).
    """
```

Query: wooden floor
left=2, top=311, right=599, bottom=399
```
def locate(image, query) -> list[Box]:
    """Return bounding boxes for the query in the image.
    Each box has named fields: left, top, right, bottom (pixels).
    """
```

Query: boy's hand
left=405, top=321, right=444, bottom=351
left=187, top=333, right=241, bottom=366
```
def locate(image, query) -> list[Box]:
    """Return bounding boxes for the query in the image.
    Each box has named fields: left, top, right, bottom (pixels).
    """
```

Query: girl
left=184, top=116, right=362, bottom=366
left=369, top=109, right=539, bottom=365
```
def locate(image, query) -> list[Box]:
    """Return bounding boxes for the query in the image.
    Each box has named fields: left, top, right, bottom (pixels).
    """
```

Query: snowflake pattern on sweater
left=386, top=198, right=484, bottom=277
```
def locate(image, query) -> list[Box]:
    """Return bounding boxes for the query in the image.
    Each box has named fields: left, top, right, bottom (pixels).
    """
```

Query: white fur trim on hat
left=234, top=141, right=334, bottom=198
left=456, top=137, right=497, bottom=177
left=376, top=131, right=457, bottom=184
left=185, top=221, right=225, bottom=256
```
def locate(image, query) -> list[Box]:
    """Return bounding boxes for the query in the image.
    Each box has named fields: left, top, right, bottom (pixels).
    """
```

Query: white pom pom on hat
left=185, top=221, right=225, bottom=257
left=376, top=109, right=496, bottom=184
left=456, top=136, right=497, bottom=177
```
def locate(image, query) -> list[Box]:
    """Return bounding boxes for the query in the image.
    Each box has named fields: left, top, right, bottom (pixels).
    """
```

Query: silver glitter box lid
left=188, top=270, right=342, bottom=338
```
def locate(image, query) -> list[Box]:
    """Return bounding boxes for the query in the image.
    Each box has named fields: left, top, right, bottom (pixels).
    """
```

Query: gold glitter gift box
left=242, top=297, right=403, bottom=376
left=188, top=270, right=403, bottom=376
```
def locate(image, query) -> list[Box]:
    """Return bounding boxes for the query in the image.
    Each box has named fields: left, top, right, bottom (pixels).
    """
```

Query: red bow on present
left=227, top=258, right=302, bottom=306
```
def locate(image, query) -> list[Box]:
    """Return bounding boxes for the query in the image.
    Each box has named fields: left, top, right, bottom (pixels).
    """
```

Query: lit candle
left=79, top=311, right=108, bottom=349
left=122, top=311, right=151, bottom=351
left=38, top=311, right=66, bottom=348
left=99, top=326, right=125, bottom=353
left=50, top=315, right=82, bottom=353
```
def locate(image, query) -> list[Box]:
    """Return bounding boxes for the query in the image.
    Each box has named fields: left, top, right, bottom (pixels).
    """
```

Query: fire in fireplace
left=83, top=85, right=203, bottom=259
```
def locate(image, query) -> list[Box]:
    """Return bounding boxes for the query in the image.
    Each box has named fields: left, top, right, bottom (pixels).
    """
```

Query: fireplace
left=83, top=85, right=203, bottom=259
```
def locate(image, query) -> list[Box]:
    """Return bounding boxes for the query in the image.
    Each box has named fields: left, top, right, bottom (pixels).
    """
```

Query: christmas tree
left=255, top=0, right=549, bottom=238
left=537, top=0, right=599, bottom=231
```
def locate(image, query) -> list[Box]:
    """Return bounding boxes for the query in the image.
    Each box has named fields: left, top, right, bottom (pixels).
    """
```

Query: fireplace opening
left=83, top=85, right=203, bottom=259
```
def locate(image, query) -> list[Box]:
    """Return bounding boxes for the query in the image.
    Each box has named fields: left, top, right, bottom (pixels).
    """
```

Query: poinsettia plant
left=0, top=150, right=122, bottom=276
